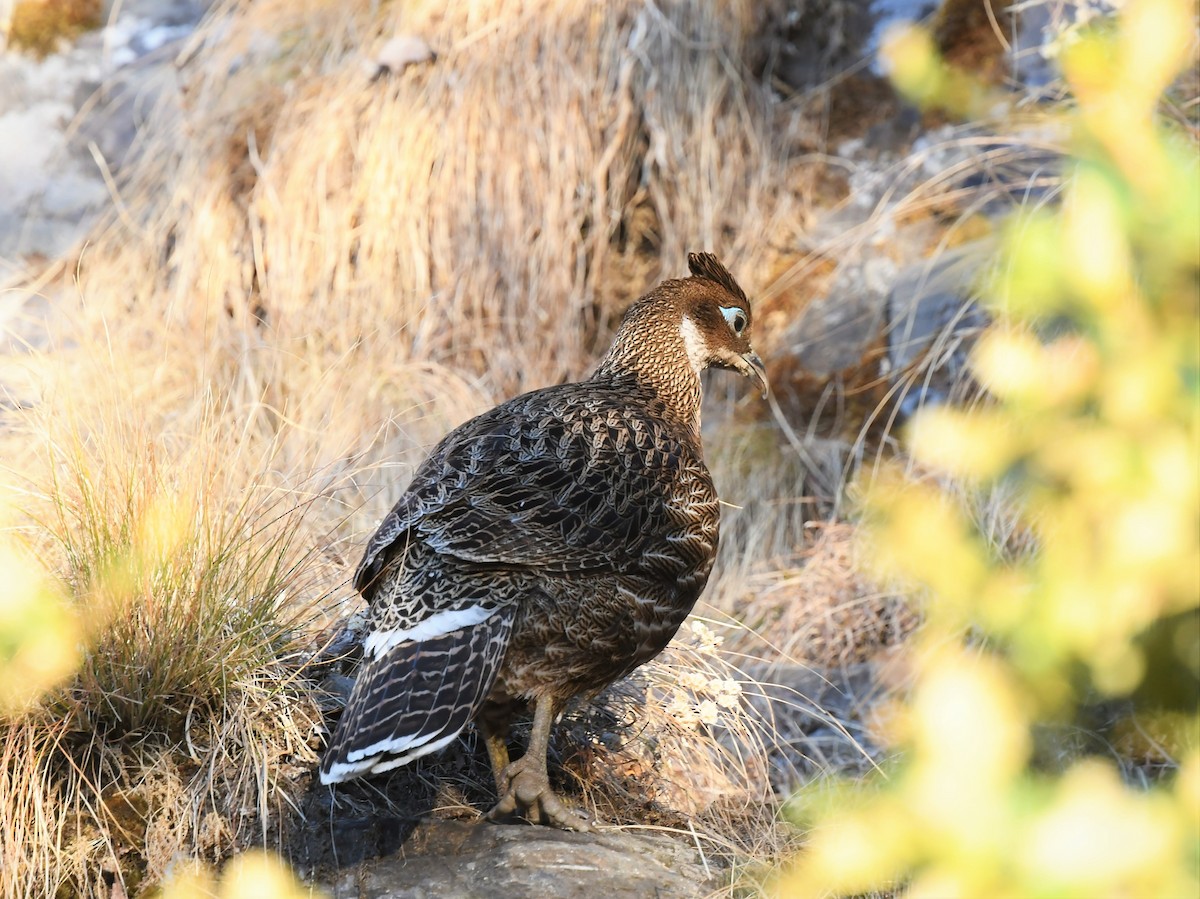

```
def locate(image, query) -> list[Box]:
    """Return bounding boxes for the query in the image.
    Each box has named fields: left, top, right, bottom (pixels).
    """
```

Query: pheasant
left=320, top=253, right=767, bottom=830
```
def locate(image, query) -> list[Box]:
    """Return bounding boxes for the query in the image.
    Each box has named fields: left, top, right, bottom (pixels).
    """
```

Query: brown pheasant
left=320, top=253, right=767, bottom=830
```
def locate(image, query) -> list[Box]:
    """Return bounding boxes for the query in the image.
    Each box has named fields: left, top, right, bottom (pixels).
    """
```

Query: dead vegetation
left=0, top=0, right=1079, bottom=894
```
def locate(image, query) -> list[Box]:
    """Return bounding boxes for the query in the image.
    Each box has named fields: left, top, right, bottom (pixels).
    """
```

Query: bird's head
left=675, top=252, right=769, bottom=399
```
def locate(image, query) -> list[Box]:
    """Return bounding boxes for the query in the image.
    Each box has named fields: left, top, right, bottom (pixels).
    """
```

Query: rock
left=366, top=34, right=436, bottom=81
left=69, top=52, right=186, bottom=173
left=788, top=259, right=892, bottom=376
left=0, top=0, right=202, bottom=277
left=752, top=0, right=877, bottom=91
left=885, top=239, right=993, bottom=415
left=319, top=819, right=716, bottom=899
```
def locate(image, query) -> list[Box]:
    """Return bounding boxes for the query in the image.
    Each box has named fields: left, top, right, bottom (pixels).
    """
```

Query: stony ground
left=0, top=0, right=203, bottom=273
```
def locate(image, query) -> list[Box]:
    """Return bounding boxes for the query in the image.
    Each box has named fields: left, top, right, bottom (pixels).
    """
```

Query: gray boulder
left=320, top=819, right=716, bottom=899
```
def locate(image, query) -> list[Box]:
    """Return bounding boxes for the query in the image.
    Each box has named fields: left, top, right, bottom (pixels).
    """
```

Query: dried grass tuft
left=64, top=0, right=796, bottom=401
left=0, top=340, right=332, bottom=894
left=738, top=522, right=918, bottom=669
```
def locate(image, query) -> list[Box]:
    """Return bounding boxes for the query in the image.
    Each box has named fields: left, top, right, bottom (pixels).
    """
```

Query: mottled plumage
left=320, top=253, right=767, bottom=829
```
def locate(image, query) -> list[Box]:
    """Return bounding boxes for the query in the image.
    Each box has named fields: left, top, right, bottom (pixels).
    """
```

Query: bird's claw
left=486, top=757, right=594, bottom=832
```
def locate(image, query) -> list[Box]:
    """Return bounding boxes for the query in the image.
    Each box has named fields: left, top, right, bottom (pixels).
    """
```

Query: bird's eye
left=721, top=306, right=748, bottom=337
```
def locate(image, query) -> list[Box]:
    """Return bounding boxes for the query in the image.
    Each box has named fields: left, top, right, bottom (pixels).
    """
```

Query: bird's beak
left=735, top=351, right=769, bottom=399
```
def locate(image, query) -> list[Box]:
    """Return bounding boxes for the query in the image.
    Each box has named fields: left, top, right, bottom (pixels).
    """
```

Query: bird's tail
left=320, top=609, right=513, bottom=783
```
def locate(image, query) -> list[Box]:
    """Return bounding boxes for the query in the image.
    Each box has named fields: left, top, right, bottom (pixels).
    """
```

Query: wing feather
left=320, top=609, right=514, bottom=782
left=354, top=384, right=710, bottom=602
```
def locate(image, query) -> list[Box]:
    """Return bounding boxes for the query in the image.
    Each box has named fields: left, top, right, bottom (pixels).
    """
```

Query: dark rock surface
left=318, top=820, right=716, bottom=899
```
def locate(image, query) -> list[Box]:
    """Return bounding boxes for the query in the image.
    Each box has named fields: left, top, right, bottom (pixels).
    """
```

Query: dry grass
left=733, top=522, right=918, bottom=667
left=67, top=0, right=803, bottom=397
left=0, top=344, right=333, bottom=894
left=0, top=0, right=1069, bottom=894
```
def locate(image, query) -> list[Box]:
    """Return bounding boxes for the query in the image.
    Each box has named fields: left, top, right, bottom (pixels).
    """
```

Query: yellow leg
left=486, top=695, right=593, bottom=831
left=479, top=720, right=511, bottom=795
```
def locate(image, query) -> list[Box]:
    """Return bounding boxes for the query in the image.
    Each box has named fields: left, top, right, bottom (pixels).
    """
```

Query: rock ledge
left=321, top=819, right=716, bottom=899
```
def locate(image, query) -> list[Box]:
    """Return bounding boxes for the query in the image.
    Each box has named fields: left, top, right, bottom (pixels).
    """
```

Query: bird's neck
left=593, top=302, right=703, bottom=433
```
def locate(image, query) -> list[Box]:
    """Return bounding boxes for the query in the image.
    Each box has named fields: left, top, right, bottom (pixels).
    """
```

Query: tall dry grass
left=0, top=347, right=334, bottom=894
left=78, top=0, right=792, bottom=388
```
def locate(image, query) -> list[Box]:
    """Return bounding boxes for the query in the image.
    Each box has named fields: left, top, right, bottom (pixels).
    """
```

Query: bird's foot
left=486, top=756, right=593, bottom=832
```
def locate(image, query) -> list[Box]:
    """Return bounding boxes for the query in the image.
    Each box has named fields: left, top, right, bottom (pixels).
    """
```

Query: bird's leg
left=486, top=694, right=593, bottom=831
left=478, top=719, right=511, bottom=796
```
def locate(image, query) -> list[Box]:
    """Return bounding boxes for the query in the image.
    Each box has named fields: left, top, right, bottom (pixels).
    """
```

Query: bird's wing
left=320, top=601, right=513, bottom=783
left=354, top=384, right=714, bottom=601
left=354, top=492, right=420, bottom=596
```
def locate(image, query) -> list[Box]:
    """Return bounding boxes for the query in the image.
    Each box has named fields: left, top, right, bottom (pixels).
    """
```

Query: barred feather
left=321, top=611, right=513, bottom=782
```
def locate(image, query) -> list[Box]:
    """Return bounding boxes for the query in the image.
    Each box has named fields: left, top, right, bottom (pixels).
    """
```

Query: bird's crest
left=687, top=252, right=748, bottom=304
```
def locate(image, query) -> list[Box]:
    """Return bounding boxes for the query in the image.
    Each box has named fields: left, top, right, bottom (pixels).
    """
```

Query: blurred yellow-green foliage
left=0, top=505, right=80, bottom=712
left=157, top=850, right=320, bottom=899
left=785, top=0, right=1200, bottom=896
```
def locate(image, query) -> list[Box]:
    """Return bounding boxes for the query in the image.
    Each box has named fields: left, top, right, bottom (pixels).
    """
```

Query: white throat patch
left=680, top=315, right=707, bottom=375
